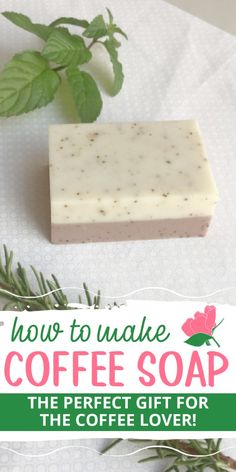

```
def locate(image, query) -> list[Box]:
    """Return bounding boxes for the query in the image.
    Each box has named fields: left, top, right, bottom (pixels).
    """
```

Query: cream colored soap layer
left=49, top=121, right=218, bottom=224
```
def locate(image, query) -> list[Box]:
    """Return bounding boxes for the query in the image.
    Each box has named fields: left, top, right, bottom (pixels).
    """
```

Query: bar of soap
left=49, top=120, right=218, bottom=244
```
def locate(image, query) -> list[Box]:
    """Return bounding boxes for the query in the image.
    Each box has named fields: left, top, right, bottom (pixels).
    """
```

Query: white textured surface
left=165, top=0, right=236, bottom=36
left=0, top=0, right=236, bottom=469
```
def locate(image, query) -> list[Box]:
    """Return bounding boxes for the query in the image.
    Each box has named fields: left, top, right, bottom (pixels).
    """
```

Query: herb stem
left=103, top=439, right=236, bottom=471
left=0, top=245, right=101, bottom=311
left=175, top=440, right=236, bottom=470
left=88, top=38, right=97, bottom=49
left=52, top=65, right=66, bottom=72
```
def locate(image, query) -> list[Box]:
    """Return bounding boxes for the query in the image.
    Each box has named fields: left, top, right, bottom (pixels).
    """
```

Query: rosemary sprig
left=103, top=439, right=236, bottom=471
left=0, top=245, right=100, bottom=310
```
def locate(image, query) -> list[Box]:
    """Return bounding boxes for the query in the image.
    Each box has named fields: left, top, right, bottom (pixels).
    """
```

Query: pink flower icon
left=182, top=306, right=223, bottom=348
left=182, top=306, right=216, bottom=336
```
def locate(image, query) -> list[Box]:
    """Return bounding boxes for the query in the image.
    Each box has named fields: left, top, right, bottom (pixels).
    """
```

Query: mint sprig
left=0, top=9, right=127, bottom=122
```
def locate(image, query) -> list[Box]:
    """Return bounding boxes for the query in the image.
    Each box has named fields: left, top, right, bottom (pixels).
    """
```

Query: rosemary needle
left=102, top=439, right=236, bottom=471
left=0, top=245, right=100, bottom=311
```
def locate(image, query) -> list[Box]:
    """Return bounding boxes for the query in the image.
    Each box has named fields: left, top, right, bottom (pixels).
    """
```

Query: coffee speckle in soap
left=49, top=121, right=218, bottom=234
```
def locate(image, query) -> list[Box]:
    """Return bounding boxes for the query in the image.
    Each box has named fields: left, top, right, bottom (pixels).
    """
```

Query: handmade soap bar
left=49, top=121, right=218, bottom=244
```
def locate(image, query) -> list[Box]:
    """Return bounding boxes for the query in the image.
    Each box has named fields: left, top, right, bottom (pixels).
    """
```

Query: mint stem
left=52, top=65, right=66, bottom=72
left=88, top=38, right=97, bottom=49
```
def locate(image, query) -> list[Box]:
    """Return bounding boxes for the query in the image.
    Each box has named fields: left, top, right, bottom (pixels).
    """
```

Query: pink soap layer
left=51, top=217, right=211, bottom=244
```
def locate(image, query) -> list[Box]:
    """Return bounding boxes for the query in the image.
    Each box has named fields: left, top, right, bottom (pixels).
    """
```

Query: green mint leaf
left=108, top=37, right=121, bottom=48
left=104, top=38, right=124, bottom=95
left=110, top=26, right=128, bottom=40
left=49, top=17, right=89, bottom=29
left=66, top=66, right=102, bottom=122
left=185, top=333, right=213, bottom=347
left=83, top=15, right=107, bottom=40
left=106, top=8, right=113, bottom=25
left=0, top=51, right=60, bottom=117
left=106, top=9, right=128, bottom=40
left=2, top=11, right=53, bottom=40
left=42, top=29, right=91, bottom=66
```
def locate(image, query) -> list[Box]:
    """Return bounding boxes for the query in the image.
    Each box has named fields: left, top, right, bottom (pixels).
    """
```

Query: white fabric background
left=0, top=0, right=236, bottom=469
left=166, top=0, right=236, bottom=36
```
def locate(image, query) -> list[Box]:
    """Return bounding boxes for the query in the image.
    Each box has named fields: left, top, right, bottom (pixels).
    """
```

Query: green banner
left=0, top=394, right=235, bottom=431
